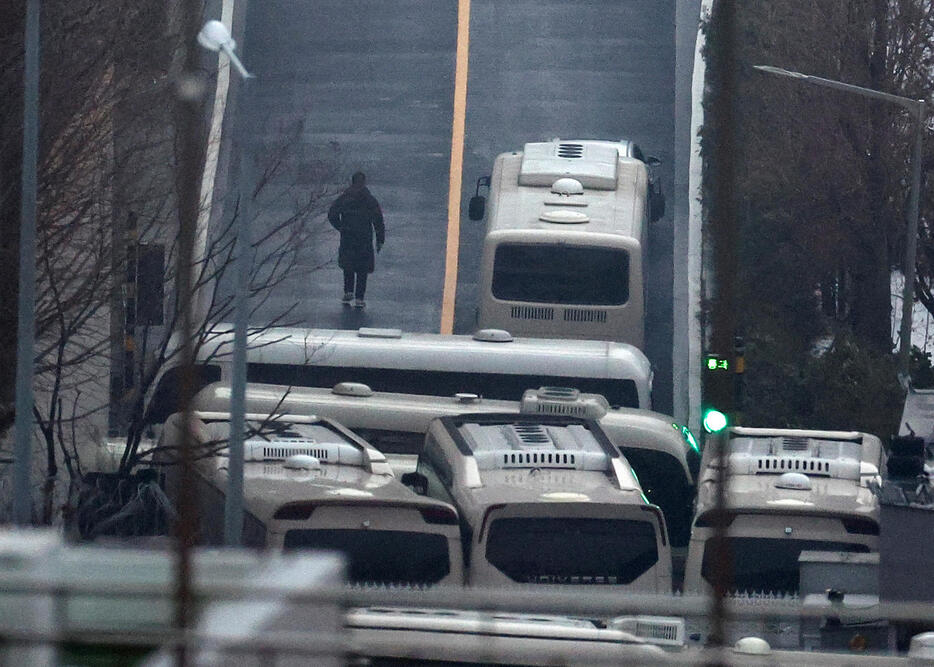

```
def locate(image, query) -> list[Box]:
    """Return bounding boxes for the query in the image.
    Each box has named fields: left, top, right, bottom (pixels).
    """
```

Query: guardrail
left=1, top=574, right=931, bottom=665
left=2, top=576, right=934, bottom=623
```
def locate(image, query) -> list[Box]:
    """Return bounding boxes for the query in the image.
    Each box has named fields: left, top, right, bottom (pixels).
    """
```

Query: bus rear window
left=491, top=244, right=629, bottom=305
left=485, top=517, right=657, bottom=584
left=284, top=529, right=450, bottom=584
left=700, top=537, right=870, bottom=594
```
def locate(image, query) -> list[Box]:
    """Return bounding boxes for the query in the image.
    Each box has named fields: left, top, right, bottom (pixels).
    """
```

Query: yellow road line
left=440, top=0, right=471, bottom=334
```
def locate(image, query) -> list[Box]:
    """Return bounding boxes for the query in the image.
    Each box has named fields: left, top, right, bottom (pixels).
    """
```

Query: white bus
left=158, top=411, right=465, bottom=586
left=346, top=608, right=678, bottom=664
left=188, top=382, right=700, bottom=545
left=682, top=427, right=884, bottom=596
left=468, top=139, right=665, bottom=347
left=144, top=325, right=654, bottom=427
left=403, top=413, right=673, bottom=593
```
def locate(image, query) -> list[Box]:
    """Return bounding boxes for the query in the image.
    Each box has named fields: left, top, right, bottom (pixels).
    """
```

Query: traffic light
left=702, top=353, right=733, bottom=433
left=705, top=354, right=731, bottom=373
left=702, top=408, right=729, bottom=434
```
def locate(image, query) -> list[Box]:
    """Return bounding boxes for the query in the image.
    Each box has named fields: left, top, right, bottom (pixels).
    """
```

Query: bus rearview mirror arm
left=645, top=157, right=665, bottom=222
left=468, top=176, right=491, bottom=221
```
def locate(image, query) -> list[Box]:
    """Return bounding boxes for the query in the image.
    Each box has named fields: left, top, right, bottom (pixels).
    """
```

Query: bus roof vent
left=608, top=616, right=685, bottom=647
left=781, top=436, right=810, bottom=451
left=357, top=327, right=403, bottom=338
left=536, top=386, right=579, bottom=400
left=520, top=386, right=609, bottom=419
left=282, top=454, right=321, bottom=470
left=725, top=434, right=862, bottom=481
left=550, top=177, right=584, bottom=195
left=557, top=142, right=584, bottom=158
left=472, top=328, right=513, bottom=342
left=460, top=421, right=610, bottom=471
left=909, top=632, right=934, bottom=660
left=539, top=209, right=590, bottom=224
left=332, top=382, right=374, bottom=397
left=518, top=139, right=619, bottom=190
left=509, top=424, right=553, bottom=447
left=245, top=437, right=364, bottom=466
left=499, top=448, right=583, bottom=469
left=774, top=472, right=812, bottom=491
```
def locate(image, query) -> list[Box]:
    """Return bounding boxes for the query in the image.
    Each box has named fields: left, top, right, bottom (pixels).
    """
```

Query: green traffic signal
left=702, top=408, right=729, bottom=434
left=705, top=355, right=730, bottom=371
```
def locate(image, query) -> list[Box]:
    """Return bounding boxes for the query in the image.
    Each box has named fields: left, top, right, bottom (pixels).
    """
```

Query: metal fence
left=2, top=572, right=933, bottom=665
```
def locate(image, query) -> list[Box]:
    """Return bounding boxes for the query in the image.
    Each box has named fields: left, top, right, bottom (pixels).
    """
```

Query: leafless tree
left=0, top=0, right=341, bottom=524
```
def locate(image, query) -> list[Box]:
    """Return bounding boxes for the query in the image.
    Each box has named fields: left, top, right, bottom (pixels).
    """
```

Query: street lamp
left=198, top=20, right=253, bottom=79
left=198, top=19, right=253, bottom=546
left=753, top=65, right=926, bottom=385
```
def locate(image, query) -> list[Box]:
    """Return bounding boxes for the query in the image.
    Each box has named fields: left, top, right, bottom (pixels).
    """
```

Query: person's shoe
left=353, top=298, right=366, bottom=309
left=341, top=292, right=353, bottom=304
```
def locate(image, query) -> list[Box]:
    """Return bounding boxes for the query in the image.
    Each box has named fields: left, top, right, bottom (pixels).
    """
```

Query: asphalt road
left=225, top=1, right=677, bottom=415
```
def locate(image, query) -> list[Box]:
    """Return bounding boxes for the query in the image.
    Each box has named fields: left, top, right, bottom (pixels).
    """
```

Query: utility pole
left=13, top=0, right=41, bottom=525
left=703, top=0, right=740, bottom=439
left=705, top=3, right=738, bottom=661
left=173, top=4, right=210, bottom=661
left=196, top=18, right=255, bottom=547
left=753, top=65, right=927, bottom=385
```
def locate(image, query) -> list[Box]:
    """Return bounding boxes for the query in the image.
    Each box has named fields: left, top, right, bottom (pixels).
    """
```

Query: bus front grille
left=510, top=305, right=554, bottom=320
left=563, top=308, right=607, bottom=323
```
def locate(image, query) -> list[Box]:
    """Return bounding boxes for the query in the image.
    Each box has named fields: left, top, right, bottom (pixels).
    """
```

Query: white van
left=404, top=413, right=672, bottom=593
left=188, top=382, right=700, bottom=545
left=468, top=139, right=665, bottom=347
left=158, top=411, right=464, bottom=586
left=683, top=427, right=884, bottom=595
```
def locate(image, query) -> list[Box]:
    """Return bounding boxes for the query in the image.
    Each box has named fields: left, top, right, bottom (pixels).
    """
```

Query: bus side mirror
left=401, top=471, right=429, bottom=495
left=468, top=196, right=486, bottom=221
left=644, top=157, right=664, bottom=222
left=468, top=176, right=491, bottom=221
left=649, top=188, right=665, bottom=222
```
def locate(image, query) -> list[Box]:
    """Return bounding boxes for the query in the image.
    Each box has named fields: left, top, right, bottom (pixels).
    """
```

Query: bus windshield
left=485, top=517, right=657, bottom=584
left=284, top=528, right=451, bottom=585
left=492, top=244, right=629, bottom=305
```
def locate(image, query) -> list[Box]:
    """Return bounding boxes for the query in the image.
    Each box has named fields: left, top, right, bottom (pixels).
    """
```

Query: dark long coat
left=327, top=184, right=385, bottom=273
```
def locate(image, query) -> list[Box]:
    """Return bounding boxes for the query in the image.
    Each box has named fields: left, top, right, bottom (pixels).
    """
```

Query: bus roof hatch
left=518, top=140, right=619, bottom=190
left=520, top=387, right=610, bottom=420
left=460, top=422, right=610, bottom=471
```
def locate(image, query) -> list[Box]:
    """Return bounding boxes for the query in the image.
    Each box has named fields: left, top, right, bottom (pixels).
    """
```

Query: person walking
left=327, top=171, right=385, bottom=308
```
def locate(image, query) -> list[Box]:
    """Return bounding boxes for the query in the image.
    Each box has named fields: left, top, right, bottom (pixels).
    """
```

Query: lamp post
left=198, top=20, right=254, bottom=546
left=13, top=0, right=41, bottom=525
left=753, top=65, right=926, bottom=385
